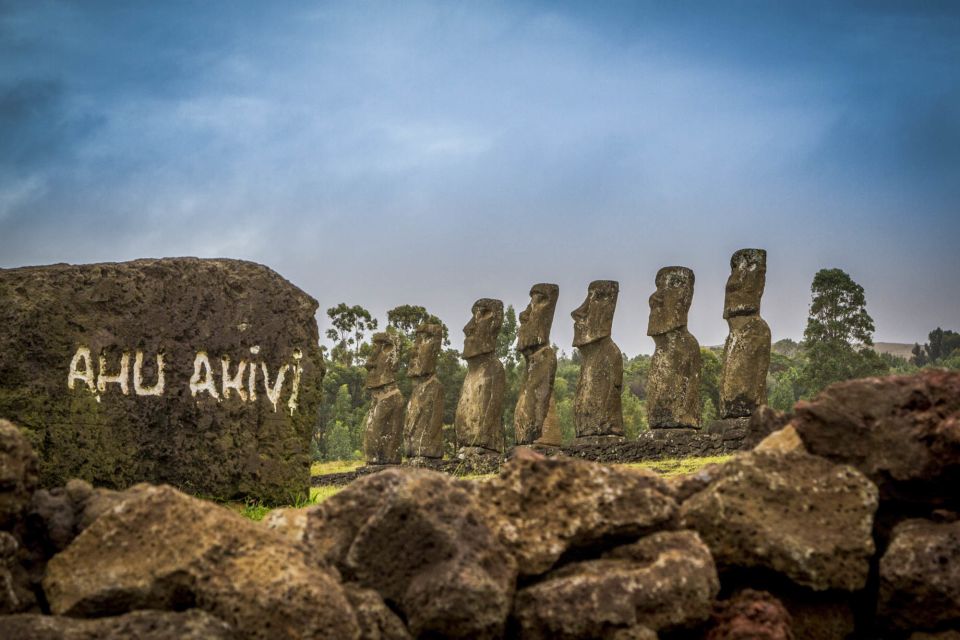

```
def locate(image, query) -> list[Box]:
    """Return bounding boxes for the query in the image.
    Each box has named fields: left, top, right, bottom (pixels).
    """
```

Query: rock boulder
left=0, top=258, right=325, bottom=503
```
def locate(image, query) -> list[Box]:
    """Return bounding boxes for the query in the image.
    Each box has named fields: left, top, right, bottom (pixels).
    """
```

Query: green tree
left=801, top=268, right=888, bottom=394
left=914, top=327, right=960, bottom=366
left=386, top=304, right=450, bottom=345
left=325, top=303, right=378, bottom=366
left=699, top=347, right=722, bottom=412
left=622, top=388, right=647, bottom=439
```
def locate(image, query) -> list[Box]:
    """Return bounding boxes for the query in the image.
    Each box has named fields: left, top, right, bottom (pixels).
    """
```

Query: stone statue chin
left=515, top=284, right=562, bottom=445
left=571, top=280, right=624, bottom=440
left=455, top=299, right=506, bottom=453
left=363, top=333, right=404, bottom=464
left=646, top=267, right=702, bottom=429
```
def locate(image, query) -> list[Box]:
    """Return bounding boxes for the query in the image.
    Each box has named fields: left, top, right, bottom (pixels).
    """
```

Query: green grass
left=619, top=455, right=733, bottom=476
left=311, top=459, right=363, bottom=476
left=231, top=485, right=344, bottom=521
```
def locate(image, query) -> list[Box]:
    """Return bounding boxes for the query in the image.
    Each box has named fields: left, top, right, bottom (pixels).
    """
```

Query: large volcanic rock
left=512, top=530, right=718, bottom=639
left=878, top=518, right=960, bottom=633
left=0, top=610, right=235, bottom=639
left=679, top=449, right=878, bottom=591
left=792, top=370, right=960, bottom=510
left=268, top=467, right=516, bottom=640
left=43, top=484, right=360, bottom=639
left=0, top=258, right=324, bottom=503
left=471, top=456, right=677, bottom=576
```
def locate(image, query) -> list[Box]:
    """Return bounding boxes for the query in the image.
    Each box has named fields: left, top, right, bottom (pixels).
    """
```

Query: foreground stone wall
left=1, top=370, right=958, bottom=638
left=0, top=258, right=324, bottom=503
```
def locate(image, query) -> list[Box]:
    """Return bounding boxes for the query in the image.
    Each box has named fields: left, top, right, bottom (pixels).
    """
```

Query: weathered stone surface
left=721, top=316, right=771, bottom=417
left=516, top=345, right=558, bottom=444
left=911, top=633, right=960, bottom=640
left=343, top=583, right=412, bottom=640
left=754, top=424, right=806, bottom=454
left=0, top=419, right=39, bottom=531
left=647, top=267, right=701, bottom=428
left=472, top=456, right=677, bottom=576
left=792, top=370, right=960, bottom=509
left=0, top=259, right=324, bottom=503
left=879, top=518, right=960, bottom=632
left=404, top=324, right=444, bottom=459
left=539, top=395, right=563, bottom=446
left=0, top=610, right=235, bottom=639
left=363, top=332, right=404, bottom=465
left=516, top=284, right=560, bottom=445
left=572, top=280, right=623, bottom=438
left=43, top=484, right=360, bottom=640
left=647, top=330, right=701, bottom=428
left=680, top=450, right=878, bottom=591
left=513, top=531, right=718, bottom=639
left=705, top=589, right=793, bottom=640
left=279, top=468, right=516, bottom=640
left=456, top=299, right=506, bottom=452
left=720, top=249, right=771, bottom=418
left=0, top=530, right=34, bottom=614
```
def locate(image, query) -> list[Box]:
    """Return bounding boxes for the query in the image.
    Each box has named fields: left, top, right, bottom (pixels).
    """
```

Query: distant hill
left=872, top=342, right=915, bottom=361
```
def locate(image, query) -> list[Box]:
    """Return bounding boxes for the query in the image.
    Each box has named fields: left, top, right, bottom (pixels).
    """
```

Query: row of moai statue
left=363, top=248, right=771, bottom=464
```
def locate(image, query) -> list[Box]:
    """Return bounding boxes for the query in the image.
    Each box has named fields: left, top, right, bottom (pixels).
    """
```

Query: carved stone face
left=463, top=298, right=504, bottom=359
left=724, top=248, right=766, bottom=319
left=408, top=323, right=443, bottom=377
left=648, top=267, right=695, bottom=336
left=571, top=280, right=618, bottom=347
left=518, top=283, right=559, bottom=353
left=364, top=332, right=399, bottom=389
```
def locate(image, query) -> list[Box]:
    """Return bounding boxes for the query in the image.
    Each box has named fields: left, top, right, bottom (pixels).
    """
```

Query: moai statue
left=455, top=299, right=506, bottom=453
left=571, top=280, right=624, bottom=440
left=514, top=283, right=562, bottom=446
left=647, top=267, right=702, bottom=428
left=362, top=332, right=404, bottom=464
left=720, top=249, right=771, bottom=418
left=404, top=323, right=445, bottom=459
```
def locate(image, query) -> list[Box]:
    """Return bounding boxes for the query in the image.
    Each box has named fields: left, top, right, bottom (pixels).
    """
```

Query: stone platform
left=313, top=411, right=786, bottom=486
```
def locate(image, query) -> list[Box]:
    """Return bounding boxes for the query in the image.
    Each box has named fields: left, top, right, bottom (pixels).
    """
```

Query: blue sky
left=1, top=1, right=958, bottom=354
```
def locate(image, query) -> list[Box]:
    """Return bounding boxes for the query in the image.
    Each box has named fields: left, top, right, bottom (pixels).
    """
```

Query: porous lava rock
left=679, top=449, right=878, bottom=591
left=43, top=484, right=360, bottom=640
left=705, top=589, right=793, bottom=640
left=878, top=518, right=960, bottom=633
left=473, top=456, right=678, bottom=576
left=0, top=258, right=325, bottom=503
left=792, top=370, right=960, bottom=509
left=271, top=468, right=516, bottom=640
left=343, top=583, right=413, bottom=640
left=0, top=419, right=39, bottom=530
left=512, top=530, right=718, bottom=639
left=0, top=610, right=235, bottom=639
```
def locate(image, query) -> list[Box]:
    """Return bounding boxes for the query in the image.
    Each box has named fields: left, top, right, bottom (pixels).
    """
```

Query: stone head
left=364, top=332, right=400, bottom=389
left=408, top=323, right=444, bottom=377
left=463, top=298, right=504, bottom=359
left=518, top=283, right=560, bottom=353
left=571, top=280, right=619, bottom=347
left=647, top=267, right=695, bottom=336
left=724, top=248, right=766, bottom=318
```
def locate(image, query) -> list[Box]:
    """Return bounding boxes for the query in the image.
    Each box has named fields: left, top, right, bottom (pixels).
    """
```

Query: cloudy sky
left=1, top=1, right=958, bottom=355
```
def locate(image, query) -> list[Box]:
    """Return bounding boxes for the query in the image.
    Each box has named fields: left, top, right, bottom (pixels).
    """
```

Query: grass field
left=230, top=454, right=733, bottom=521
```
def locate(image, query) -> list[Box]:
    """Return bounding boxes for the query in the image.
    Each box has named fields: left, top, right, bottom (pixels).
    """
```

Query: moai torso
left=514, top=283, right=561, bottom=445
left=572, top=280, right=624, bottom=439
left=720, top=249, right=771, bottom=418
left=404, top=323, right=445, bottom=459
left=362, top=333, right=404, bottom=464
left=647, top=267, right=702, bottom=429
left=455, top=299, right=506, bottom=453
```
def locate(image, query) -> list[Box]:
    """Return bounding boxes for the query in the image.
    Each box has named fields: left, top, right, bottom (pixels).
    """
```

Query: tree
left=496, top=305, right=519, bottom=366
left=913, top=327, right=960, bottom=366
left=386, top=304, right=450, bottom=345
left=801, top=268, right=887, bottom=394
left=325, top=303, right=378, bottom=366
